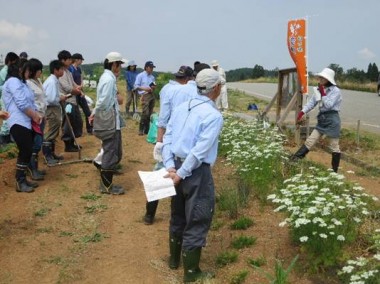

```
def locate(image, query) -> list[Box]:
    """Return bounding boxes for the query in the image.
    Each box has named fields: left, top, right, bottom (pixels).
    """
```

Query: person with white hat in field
left=90, top=51, right=127, bottom=195
left=211, top=60, right=228, bottom=111
left=290, top=67, right=343, bottom=173
left=162, top=68, right=224, bottom=282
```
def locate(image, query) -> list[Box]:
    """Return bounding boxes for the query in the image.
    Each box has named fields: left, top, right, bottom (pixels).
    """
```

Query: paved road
left=228, top=82, right=380, bottom=134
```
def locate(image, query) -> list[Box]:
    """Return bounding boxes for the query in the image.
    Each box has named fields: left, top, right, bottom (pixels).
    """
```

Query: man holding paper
left=162, top=68, right=223, bottom=282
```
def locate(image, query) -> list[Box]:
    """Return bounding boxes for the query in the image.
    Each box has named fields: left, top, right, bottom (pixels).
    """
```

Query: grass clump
left=247, top=255, right=267, bottom=267
left=230, top=269, right=249, bottom=284
left=80, top=193, right=102, bottom=201
left=216, top=250, right=239, bottom=268
left=34, top=208, right=50, bottom=217
left=231, top=235, right=257, bottom=249
left=230, top=216, right=254, bottom=230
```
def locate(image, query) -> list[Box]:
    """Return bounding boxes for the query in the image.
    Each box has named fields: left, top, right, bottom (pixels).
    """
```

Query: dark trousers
left=101, top=130, right=122, bottom=170
left=77, top=95, right=92, bottom=131
left=61, top=103, right=83, bottom=141
left=170, top=161, right=215, bottom=251
left=10, top=124, right=33, bottom=164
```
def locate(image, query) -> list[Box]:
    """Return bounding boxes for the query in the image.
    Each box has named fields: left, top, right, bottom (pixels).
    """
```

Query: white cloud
left=0, top=20, right=32, bottom=41
left=357, top=48, right=376, bottom=60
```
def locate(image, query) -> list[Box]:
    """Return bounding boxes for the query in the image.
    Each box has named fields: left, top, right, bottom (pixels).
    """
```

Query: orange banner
left=287, top=19, right=308, bottom=94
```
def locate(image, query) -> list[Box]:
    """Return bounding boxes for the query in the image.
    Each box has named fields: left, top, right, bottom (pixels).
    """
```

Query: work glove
left=65, top=104, right=72, bottom=114
left=297, top=111, right=304, bottom=122
left=318, top=84, right=326, bottom=97
left=153, top=142, right=163, bottom=162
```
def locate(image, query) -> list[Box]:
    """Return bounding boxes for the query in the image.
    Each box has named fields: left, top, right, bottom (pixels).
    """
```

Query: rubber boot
left=99, top=169, right=125, bottom=195
left=169, top=234, right=182, bottom=269
left=144, top=200, right=158, bottom=225
left=64, top=140, right=79, bottom=152
left=332, top=152, right=341, bottom=173
left=182, top=248, right=215, bottom=283
left=27, top=154, right=44, bottom=181
left=290, top=144, right=309, bottom=161
left=138, top=121, right=144, bottom=135
left=51, top=141, right=64, bottom=160
left=42, top=142, right=59, bottom=165
left=15, top=163, right=35, bottom=193
left=34, top=154, right=46, bottom=175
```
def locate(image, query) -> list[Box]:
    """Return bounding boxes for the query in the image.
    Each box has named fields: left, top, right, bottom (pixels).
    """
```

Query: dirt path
left=0, top=118, right=379, bottom=284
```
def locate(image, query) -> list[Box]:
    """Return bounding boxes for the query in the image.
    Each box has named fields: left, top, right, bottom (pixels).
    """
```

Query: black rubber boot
left=51, top=141, right=64, bottom=160
left=332, top=152, right=341, bottom=173
left=290, top=144, right=309, bottom=161
left=64, top=140, right=79, bottom=152
left=27, top=154, right=44, bottom=181
left=33, top=154, right=46, bottom=175
left=138, top=121, right=144, bottom=135
left=99, top=169, right=125, bottom=195
left=144, top=200, right=158, bottom=225
left=169, top=234, right=182, bottom=269
left=182, top=248, right=215, bottom=283
left=15, top=164, right=35, bottom=193
left=42, top=142, right=59, bottom=165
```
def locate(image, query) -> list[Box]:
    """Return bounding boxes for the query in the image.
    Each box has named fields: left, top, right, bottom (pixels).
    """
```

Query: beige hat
left=106, top=52, right=128, bottom=63
left=317, top=68, right=336, bottom=85
left=211, top=60, right=219, bottom=67
left=196, top=69, right=221, bottom=93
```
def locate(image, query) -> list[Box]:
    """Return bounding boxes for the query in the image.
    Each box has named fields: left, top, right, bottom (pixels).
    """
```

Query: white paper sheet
left=138, top=168, right=176, bottom=202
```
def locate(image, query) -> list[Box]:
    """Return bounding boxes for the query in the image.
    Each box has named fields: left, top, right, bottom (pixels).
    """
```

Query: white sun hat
left=211, top=60, right=219, bottom=67
left=316, top=68, right=336, bottom=85
left=106, top=52, right=128, bottom=64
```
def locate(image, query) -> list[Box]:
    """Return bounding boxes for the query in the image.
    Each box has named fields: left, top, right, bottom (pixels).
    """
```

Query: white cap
left=128, top=60, right=136, bottom=66
left=196, top=69, right=221, bottom=94
left=211, top=60, right=219, bottom=67
left=106, top=52, right=128, bottom=63
left=316, top=68, right=336, bottom=85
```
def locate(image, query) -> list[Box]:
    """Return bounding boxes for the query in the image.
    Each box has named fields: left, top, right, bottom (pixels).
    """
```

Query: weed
left=84, top=204, right=108, bottom=214
left=217, top=187, right=239, bottom=219
left=210, top=219, right=224, bottom=231
left=80, top=193, right=102, bottom=201
left=247, top=255, right=267, bottom=267
left=230, top=269, right=249, bottom=284
left=256, top=255, right=299, bottom=284
left=59, top=231, right=74, bottom=237
left=231, top=235, right=257, bottom=249
left=45, top=256, right=64, bottom=265
left=34, top=208, right=50, bottom=217
left=230, top=216, right=254, bottom=230
left=80, top=232, right=105, bottom=243
left=216, top=251, right=239, bottom=268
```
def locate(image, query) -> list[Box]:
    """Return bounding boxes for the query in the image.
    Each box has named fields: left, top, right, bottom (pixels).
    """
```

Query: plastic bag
left=146, top=113, right=158, bottom=144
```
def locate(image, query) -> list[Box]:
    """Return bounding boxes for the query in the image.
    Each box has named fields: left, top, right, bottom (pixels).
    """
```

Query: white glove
left=65, top=104, right=72, bottom=114
left=153, top=142, right=163, bottom=162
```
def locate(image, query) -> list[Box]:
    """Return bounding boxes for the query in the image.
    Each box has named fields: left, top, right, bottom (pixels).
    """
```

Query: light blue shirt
left=43, top=74, right=61, bottom=106
left=134, top=71, right=155, bottom=95
left=162, top=95, right=224, bottom=179
left=3, top=77, right=35, bottom=130
left=158, top=80, right=181, bottom=128
left=303, top=85, right=342, bottom=114
left=158, top=80, right=198, bottom=128
left=95, top=69, right=120, bottom=130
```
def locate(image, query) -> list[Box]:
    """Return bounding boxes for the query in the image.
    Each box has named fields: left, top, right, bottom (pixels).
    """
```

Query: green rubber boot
left=182, top=248, right=215, bottom=283
left=169, top=234, right=182, bottom=269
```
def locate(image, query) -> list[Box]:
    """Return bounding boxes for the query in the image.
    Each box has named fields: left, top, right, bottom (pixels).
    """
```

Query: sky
left=0, top=0, right=379, bottom=74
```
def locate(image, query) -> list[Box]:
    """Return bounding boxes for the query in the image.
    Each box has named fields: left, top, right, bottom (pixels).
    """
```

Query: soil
left=0, top=117, right=379, bottom=284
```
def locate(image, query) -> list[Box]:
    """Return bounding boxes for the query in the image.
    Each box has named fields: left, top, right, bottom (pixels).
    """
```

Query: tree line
left=225, top=63, right=380, bottom=83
